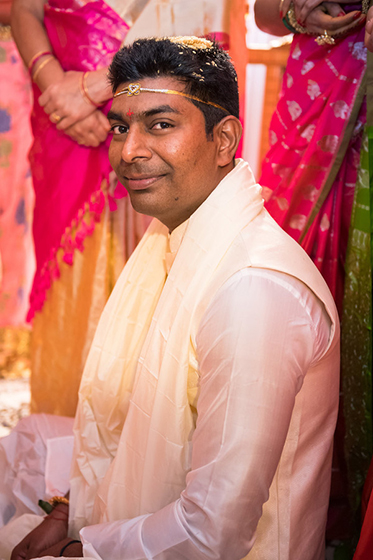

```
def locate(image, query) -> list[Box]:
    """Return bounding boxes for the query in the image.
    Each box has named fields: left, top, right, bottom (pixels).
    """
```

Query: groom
left=10, top=36, right=339, bottom=560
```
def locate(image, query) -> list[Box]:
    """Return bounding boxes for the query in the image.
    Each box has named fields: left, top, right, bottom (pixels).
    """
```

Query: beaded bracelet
left=59, top=539, right=81, bottom=557
left=28, top=50, right=52, bottom=74
left=80, top=71, right=102, bottom=107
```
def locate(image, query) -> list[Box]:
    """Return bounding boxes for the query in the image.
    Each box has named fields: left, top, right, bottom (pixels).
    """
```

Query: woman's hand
left=39, top=67, right=112, bottom=131
left=280, top=0, right=362, bottom=26
left=302, top=4, right=365, bottom=36
left=39, top=70, right=97, bottom=130
left=64, top=110, right=111, bottom=147
left=10, top=505, right=69, bottom=560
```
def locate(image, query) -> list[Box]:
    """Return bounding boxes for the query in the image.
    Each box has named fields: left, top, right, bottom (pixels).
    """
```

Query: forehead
left=111, top=76, right=196, bottom=116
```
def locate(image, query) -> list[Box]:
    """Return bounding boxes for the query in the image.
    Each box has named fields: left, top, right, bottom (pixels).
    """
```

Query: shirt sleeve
left=80, top=268, right=331, bottom=560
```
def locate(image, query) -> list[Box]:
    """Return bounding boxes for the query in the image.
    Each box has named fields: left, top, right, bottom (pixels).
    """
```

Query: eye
left=110, top=124, right=128, bottom=135
left=152, top=121, right=173, bottom=130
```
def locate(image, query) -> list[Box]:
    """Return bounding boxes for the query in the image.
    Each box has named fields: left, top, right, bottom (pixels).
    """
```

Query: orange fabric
left=229, top=0, right=247, bottom=157
left=31, top=195, right=148, bottom=417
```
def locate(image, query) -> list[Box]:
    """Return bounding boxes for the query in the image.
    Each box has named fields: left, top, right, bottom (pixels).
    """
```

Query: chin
left=127, top=192, right=158, bottom=220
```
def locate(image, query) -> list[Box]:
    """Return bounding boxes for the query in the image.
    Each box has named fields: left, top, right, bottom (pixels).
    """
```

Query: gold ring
left=51, top=113, right=62, bottom=124
left=315, top=30, right=335, bottom=46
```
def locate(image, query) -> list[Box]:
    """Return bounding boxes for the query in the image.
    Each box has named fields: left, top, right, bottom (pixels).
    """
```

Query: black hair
left=108, top=37, right=239, bottom=137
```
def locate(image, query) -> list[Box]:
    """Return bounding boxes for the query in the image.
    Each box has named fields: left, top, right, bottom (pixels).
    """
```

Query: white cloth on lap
left=0, top=513, right=43, bottom=560
left=0, top=413, right=74, bottom=560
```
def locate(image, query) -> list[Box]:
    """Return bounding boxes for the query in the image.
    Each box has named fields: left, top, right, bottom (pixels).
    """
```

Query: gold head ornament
left=113, top=82, right=228, bottom=113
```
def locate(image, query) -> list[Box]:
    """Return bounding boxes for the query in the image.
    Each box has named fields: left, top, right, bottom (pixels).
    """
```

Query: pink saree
left=27, top=0, right=129, bottom=322
left=259, top=24, right=368, bottom=532
left=260, top=26, right=366, bottom=309
left=0, top=36, right=34, bottom=326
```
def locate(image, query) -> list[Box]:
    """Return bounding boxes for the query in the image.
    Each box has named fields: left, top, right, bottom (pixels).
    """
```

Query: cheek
left=166, top=141, right=200, bottom=171
left=108, top=140, right=121, bottom=169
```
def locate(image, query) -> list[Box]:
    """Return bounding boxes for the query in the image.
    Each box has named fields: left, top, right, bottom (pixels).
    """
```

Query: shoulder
left=197, top=268, right=332, bottom=365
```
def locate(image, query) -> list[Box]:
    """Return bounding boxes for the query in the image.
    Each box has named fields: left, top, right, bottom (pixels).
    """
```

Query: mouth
left=123, top=175, right=165, bottom=191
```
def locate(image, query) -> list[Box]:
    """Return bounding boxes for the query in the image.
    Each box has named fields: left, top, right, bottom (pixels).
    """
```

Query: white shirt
left=80, top=267, right=334, bottom=560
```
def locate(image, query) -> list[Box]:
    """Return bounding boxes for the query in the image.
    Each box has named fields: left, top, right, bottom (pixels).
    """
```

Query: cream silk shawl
left=69, top=160, right=338, bottom=536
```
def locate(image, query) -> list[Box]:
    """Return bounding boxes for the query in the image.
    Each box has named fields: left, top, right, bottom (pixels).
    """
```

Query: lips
left=124, top=175, right=164, bottom=191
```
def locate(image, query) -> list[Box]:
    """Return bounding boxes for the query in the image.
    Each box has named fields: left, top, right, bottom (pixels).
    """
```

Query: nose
left=121, top=126, right=152, bottom=163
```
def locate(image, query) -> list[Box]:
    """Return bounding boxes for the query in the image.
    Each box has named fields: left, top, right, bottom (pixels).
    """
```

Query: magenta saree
left=27, top=0, right=129, bottom=322
left=259, top=25, right=369, bottom=526
left=260, top=27, right=366, bottom=308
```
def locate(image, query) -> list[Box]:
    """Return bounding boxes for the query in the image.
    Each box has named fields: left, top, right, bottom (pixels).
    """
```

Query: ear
left=214, top=116, right=242, bottom=167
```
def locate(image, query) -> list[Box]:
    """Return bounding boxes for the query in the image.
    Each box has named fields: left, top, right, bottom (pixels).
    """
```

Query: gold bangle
left=28, top=50, right=52, bottom=71
left=32, top=56, right=54, bottom=82
left=285, top=3, right=308, bottom=34
left=80, top=71, right=102, bottom=107
left=48, top=496, right=69, bottom=507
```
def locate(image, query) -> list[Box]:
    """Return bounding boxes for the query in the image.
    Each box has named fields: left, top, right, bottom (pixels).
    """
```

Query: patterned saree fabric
left=259, top=26, right=369, bottom=508
left=27, top=0, right=129, bottom=322
left=0, top=37, right=34, bottom=326
left=260, top=27, right=366, bottom=306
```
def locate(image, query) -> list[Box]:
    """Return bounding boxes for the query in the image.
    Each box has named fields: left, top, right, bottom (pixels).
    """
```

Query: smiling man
left=8, top=37, right=340, bottom=560
left=108, top=79, right=230, bottom=230
left=106, top=42, right=241, bottom=232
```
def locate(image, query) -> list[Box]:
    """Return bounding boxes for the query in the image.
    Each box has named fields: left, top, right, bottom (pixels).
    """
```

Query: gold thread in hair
left=166, top=36, right=214, bottom=50
left=113, top=82, right=228, bottom=113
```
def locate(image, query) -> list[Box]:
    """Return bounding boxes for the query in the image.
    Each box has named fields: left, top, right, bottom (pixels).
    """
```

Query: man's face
left=108, top=77, right=233, bottom=231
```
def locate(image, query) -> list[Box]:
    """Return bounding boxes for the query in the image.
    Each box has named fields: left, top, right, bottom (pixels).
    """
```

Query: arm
left=254, top=0, right=291, bottom=35
left=79, top=269, right=331, bottom=559
left=0, top=0, right=12, bottom=25
left=11, top=0, right=111, bottom=142
left=11, top=0, right=64, bottom=91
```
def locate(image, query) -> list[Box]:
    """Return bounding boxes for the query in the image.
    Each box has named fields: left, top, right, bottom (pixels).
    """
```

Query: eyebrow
left=107, top=105, right=181, bottom=122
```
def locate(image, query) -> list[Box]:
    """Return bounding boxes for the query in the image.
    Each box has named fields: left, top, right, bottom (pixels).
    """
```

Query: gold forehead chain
left=113, top=83, right=228, bottom=113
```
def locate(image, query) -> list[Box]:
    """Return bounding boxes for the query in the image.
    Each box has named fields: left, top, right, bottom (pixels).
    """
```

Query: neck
left=166, top=161, right=235, bottom=232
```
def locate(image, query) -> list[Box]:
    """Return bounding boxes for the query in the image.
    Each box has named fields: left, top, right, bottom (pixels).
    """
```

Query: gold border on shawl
left=299, top=70, right=367, bottom=243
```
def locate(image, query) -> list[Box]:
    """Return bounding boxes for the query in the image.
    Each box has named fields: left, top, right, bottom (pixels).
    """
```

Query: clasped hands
left=10, top=503, right=83, bottom=560
left=39, top=70, right=110, bottom=148
left=280, top=0, right=372, bottom=43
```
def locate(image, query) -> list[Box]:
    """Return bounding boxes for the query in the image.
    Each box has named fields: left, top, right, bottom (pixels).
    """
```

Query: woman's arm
left=0, top=0, right=12, bottom=25
left=38, top=66, right=113, bottom=131
left=11, top=0, right=111, bottom=145
left=254, top=0, right=291, bottom=35
left=11, top=0, right=64, bottom=90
